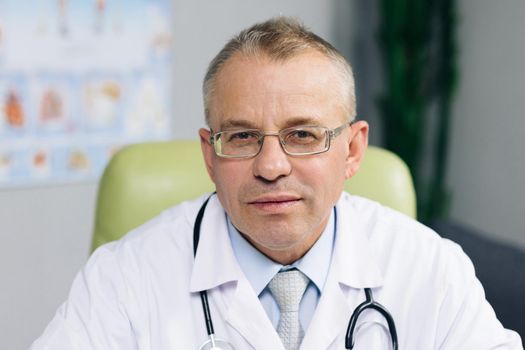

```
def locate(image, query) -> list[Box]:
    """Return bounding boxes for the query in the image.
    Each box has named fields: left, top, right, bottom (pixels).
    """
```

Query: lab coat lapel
left=301, top=194, right=384, bottom=349
left=225, top=278, right=285, bottom=349
left=300, top=271, right=352, bottom=350
left=189, top=196, right=240, bottom=292
left=189, top=196, right=283, bottom=349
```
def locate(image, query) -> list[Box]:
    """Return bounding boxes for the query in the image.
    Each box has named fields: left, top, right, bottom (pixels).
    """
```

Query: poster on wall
left=0, top=0, right=173, bottom=188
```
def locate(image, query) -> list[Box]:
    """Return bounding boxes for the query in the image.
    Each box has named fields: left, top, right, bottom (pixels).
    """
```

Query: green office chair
left=91, top=141, right=416, bottom=251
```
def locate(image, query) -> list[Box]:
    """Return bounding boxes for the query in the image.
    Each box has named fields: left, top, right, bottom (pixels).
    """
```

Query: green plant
left=377, top=0, right=459, bottom=223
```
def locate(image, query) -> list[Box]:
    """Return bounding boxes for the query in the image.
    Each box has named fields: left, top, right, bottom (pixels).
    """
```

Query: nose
left=252, top=134, right=292, bottom=182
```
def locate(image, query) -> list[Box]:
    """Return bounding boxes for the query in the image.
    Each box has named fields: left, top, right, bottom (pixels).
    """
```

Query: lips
left=247, top=195, right=301, bottom=213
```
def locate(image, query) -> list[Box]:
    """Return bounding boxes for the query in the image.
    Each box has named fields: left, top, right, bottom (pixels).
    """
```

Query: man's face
left=199, top=51, right=368, bottom=263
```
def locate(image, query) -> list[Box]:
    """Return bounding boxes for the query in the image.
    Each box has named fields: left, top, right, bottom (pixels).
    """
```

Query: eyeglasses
left=209, top=121, right=354, bottom=158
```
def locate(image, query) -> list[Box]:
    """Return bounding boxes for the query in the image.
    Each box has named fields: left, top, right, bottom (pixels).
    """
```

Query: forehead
left=208, top=51, right=346, bottom=130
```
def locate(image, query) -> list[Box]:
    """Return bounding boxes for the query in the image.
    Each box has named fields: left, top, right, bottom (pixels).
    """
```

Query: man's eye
left=234, top=132, right=252, bottom=139
left=288, top=130, right=317, bottom=141
left=227, top=131, right=258, bottom=142
left=293, top=130, right=314, bottom=139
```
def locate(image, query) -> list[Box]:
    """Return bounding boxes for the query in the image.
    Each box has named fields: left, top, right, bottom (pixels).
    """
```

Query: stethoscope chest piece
left=198, top=337, right=235, bottom=350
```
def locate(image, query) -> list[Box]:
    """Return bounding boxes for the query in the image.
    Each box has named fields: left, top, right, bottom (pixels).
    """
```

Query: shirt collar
left=228, top=209, right=335, bottom=296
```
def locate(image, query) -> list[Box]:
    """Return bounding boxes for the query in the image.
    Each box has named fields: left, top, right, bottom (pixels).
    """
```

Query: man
left=32, top=17, right=522, bottom=349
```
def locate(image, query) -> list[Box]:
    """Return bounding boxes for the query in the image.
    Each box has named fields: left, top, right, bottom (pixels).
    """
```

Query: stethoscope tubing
left=193, top=195, right=216, bottom=337
left=345, top=288, right=398, bottom=349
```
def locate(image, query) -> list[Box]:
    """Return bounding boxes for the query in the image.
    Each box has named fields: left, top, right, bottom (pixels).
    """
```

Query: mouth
left=247, top=195, right=302, bottom=213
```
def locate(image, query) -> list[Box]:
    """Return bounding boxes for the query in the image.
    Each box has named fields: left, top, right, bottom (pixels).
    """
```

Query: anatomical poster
left=0, top=0, right=173, bottom=188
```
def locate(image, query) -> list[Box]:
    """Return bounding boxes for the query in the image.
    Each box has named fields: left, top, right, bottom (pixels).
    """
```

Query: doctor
left=32, top=17, right=522, bottom=349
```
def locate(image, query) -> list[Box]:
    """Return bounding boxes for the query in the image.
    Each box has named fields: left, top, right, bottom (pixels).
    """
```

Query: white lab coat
left=31, top=192, right=522, bottom=349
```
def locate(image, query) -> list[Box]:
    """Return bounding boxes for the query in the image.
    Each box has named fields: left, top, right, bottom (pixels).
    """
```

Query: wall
left=447, top=0, right=525, bottom=248
left=0, top=1, right=354, bottom=348
left=0, top=183, right=96, bottom=348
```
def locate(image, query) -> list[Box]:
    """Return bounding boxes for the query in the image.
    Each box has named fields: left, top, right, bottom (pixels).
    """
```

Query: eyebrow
left=219, top=119, right=256, bottom=130
left=219, top=116, right=323, bottom=131
left=281, top=116, right=323, bottom=129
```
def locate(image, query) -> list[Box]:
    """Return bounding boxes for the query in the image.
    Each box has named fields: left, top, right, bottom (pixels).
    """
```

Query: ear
left=344, top=120, right=369, bottom=179
left=199, top=128, right=217, bottom=184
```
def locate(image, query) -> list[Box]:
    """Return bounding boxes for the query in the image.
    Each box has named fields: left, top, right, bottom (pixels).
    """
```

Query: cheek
left=212, top=161, right=249, bottom=206
left=309, top=155, right=347, bottom=199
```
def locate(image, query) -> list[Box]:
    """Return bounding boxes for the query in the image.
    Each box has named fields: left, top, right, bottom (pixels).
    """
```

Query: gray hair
left=203, top=17, right=356, bottom=124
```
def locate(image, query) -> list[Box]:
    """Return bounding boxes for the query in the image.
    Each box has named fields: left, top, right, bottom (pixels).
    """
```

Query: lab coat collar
left=189, top=195, right=242, bottom=293
left=188, top=192, right=385, bottom=349
left=332, top=192, right=384, bottom=289
left=189, top=192, right=385, bottom=291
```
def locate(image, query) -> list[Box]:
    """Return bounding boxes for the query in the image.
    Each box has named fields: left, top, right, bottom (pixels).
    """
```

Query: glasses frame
left=209, top=120, right=355, bottom=159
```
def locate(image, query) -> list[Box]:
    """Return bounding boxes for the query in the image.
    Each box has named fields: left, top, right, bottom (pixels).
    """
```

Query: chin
left=255, top=227, right=307, bottom=247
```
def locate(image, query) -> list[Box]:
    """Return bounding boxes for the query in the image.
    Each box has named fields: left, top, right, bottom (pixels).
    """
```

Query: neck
left=241, top=230, right=324, bottom=265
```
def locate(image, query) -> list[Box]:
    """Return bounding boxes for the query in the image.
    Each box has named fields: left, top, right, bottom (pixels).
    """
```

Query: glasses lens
left=212, top=126, right=331, bottom=158
left=214, top=130, right=261, bottom=157
left=281, top=126, right=328, bottom=154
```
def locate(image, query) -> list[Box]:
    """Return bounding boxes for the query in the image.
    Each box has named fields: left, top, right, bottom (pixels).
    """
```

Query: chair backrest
left=92, top=141, right=416, bottom=251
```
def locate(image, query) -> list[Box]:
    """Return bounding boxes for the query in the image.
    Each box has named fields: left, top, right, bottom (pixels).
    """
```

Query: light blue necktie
left=268, top=269, right=310, bottom=350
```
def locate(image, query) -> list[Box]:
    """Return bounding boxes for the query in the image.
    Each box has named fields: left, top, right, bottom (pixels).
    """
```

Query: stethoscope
left=193, top=195, right=398, bottom=350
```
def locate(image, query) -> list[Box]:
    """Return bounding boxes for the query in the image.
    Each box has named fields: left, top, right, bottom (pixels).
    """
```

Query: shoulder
left=337, top=192, right=469, bottom=279
left=336, top=198, right=523, bottom=346
left=338, top=191, right=440, bottom=241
